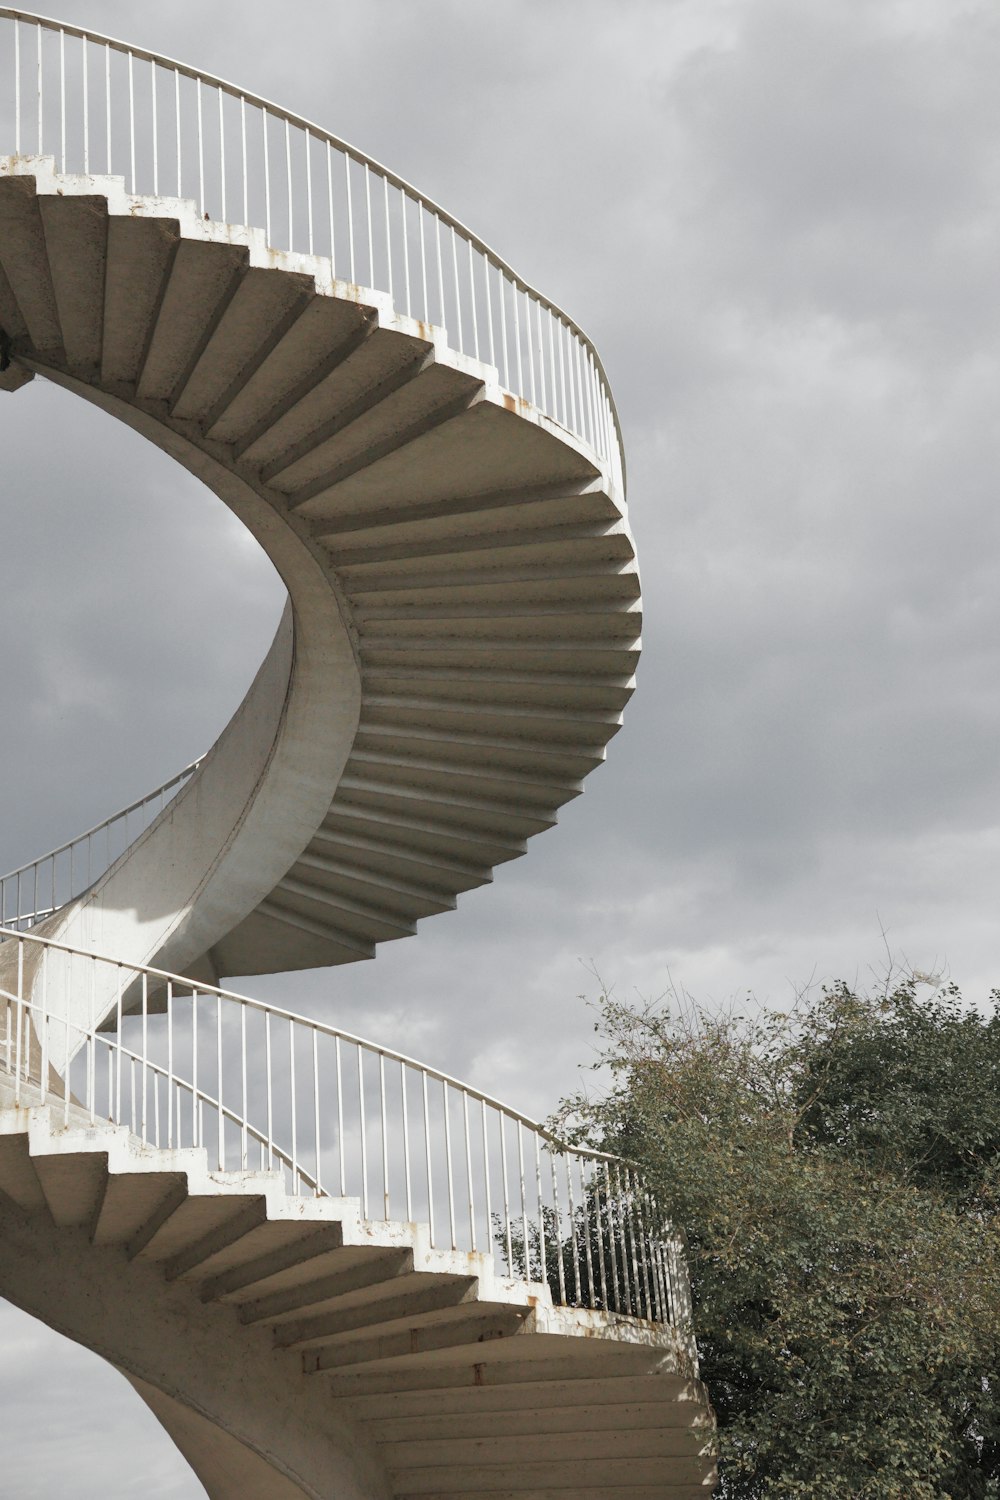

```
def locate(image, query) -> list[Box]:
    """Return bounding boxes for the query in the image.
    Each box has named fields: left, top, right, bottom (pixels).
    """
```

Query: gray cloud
left=4, top=0, right=1000, bottom=1489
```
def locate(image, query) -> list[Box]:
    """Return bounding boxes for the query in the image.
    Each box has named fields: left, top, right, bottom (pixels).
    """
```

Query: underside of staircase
left=0, top=10, right=714, bottom=1496
left=0, top=1098, right=715, bottom=1498
left=0, top=152, right=639, bottom=992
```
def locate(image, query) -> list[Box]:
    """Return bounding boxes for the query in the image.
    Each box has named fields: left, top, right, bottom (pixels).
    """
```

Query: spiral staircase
left=0, top=12, right=716, bottom=1497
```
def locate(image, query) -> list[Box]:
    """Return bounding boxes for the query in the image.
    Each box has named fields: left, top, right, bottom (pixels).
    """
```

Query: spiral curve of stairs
left=0, top=11, right=716, bottom=1497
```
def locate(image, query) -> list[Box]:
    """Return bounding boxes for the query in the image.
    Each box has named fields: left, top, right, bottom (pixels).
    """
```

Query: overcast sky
left=4, top=0, right=1000, bottom=1491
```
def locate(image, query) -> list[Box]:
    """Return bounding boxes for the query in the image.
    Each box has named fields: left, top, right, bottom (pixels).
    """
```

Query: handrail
left=0, top=756, right=203, bottom=931
left=0, top=924, right=690, bottom=1328
left=0, top=8, right=626, bottom=493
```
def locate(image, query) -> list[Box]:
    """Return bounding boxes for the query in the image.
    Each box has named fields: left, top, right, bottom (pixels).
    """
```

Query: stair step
left=200, top=1224, right=355, bottom=1303
left=389, top=1456, right=712, bottom=1494
left=31, top=1148, right=108, bottom=1229
left=263, top=360, right=474, bottom=491
left=38, top=193, right=108, bottom=373
left=354, top=722, right=604, bottom=782
left=346, top=747, right=580, bottom=807
left=348, top=567, right=640, bottom=612
left=102, top=214, right=180, bottom=385
left=305, top=1303, right=530, bottom=1372
left=283, top=384, right=485, bottom=509
left=0, top=1131, right=49, bottom=1215
left=232, top=322, right=424, bottom=461
left=320, top=801, right=526, bottom=868
left=274, top=1275, right=478, bottom=1350
left=360, top=696, right=625, bottom=744
left=308, top=479, right=617, bottom=547
left=292, top=848, right=457, bottom=917
left=326, top=1360, right=696, bottom=1404
left=357, top=607, right=640, bottom=648
left=256, top=896, right=378, bottom=954
left=392, top=1478, right=712, bottom=1500
left=362, top=669, right=633, bottom=716
left=92, top=1168, right=189, bottom=1248
left=360, top=638, right=640, bottom=678
left=137, top=238, right=249, bottom=402
left=237, top=1246, right=414, bottom=1322
left=336, top=774, right=558, bottom=840
left=170, top=264, right=313, bottom=420
left=333, top=520, right=633, bottom=575
left=0, top=255, right=29, bottom=341
left=365, top=1399, right=709, bottom=1441
left=0, top=175, right=63, bottom=352
left=314, top=398, right=598, bottom=516
left=307, top=825, right=490, bottom=892
left=132, top=1183, right=273, bottom=1264
left=274, top=873, right=418, bottom=943
left=384, top=1424, right=709, bottom=1467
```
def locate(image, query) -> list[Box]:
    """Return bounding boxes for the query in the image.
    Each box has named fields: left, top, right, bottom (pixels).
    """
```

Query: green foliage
left=560, top=978, right=1000, bottom=1498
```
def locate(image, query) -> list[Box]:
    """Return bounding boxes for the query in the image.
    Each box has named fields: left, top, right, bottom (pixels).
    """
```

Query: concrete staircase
left=0, top=153, right=639, bottom=991
left=0, top=12, right=714, bottom=1495
left=0, top=1098, right=715, bottom=1497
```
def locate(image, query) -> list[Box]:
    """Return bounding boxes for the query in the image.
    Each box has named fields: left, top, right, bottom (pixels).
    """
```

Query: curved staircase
left=0, top=11, right=716, bottom=1496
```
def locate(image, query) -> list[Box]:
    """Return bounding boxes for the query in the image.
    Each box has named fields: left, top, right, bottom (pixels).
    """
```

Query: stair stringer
left=13, top=368, right=363, bottom=1050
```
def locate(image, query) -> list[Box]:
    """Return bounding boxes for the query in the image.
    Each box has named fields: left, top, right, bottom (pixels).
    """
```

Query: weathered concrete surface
left=0, top=1102, right=716, bottom=1496
left=0, top=155, right=640, bottom=1004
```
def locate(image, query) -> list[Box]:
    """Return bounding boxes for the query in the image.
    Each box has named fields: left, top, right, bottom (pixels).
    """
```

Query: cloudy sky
left=4, top=0, right=1000, bottom=1491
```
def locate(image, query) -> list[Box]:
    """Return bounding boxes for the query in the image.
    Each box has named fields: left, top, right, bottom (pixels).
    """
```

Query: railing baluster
left=219, top=86, right=226, bottom=223
left=167, top=979, right=174, bottom=1148
left=422, top=1067, right=434, bottom=1247
left=481, top=1101, right=492, bottom=1273
left=288, top=1014, right=297, bottom=1194
left=499, top=1112, right=512, bottom=1273
left=312, top=1027, right=321, bottom=1195
left=326, top=141, right=335, bottom=274
left=240, top=1002, right=248, bottom=1169
left=383, top=174, right=392, bottom=301
left=284, top=117, right=292, bottom=250
left=176, top=69, right=182, bottom=198
left=401, top=186, right=410, bottom=316
left=104, top=42, right=110, bottom=174
left=517, top=1121, right=528, bottom=1281
left=345, top=152, right=355, bottom=283
left=533, top=1131, right=544, bottom=1285
left=264, top=1008, right=272, bottom=1167
left=217, top=995, right=224, bottom=1171
left=335, top=1034, right=345, bottom=1196
left=358, top=1044, right=368, bottom=1219
left=379, top=1051, right=389, bottom=1221
left=140, top=970, right=148, bottom=1141
left=443, top=1080, right=456, bottom=1250
left=304, top=128, right=312, bottom=254
left=151, top=57, right=158, bottom=196
left=364, top=163, right=373, bottom=286
left=463, top=1091, right=476, bottom=1252
left=401, top=1061, right=412, bottom=1223
left=0, top=937, right=660, bottom=1322
left=81, top=31, right=88, bottom=174
left=197, top=76, right=205, bottom=216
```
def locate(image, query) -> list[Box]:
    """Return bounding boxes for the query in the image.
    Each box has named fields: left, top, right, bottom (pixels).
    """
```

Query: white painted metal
left=0, top=755, right=203, bottom=930
left=0, top=7, right=624, bottom=493
left=0, top=923, right=690, bottom=1330
left=0, top=15, right=707, bottom=1490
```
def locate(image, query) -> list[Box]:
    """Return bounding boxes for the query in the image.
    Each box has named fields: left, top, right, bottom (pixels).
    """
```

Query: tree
left=559, top=977, right=1000, bottom=1498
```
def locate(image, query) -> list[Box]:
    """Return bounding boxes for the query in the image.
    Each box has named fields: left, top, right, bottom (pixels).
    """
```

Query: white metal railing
left=0, top=756, right=202, bottom=932
left=0, top=9, right=625, bottom=494
left=0, top=925, right=690, bottom=1329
